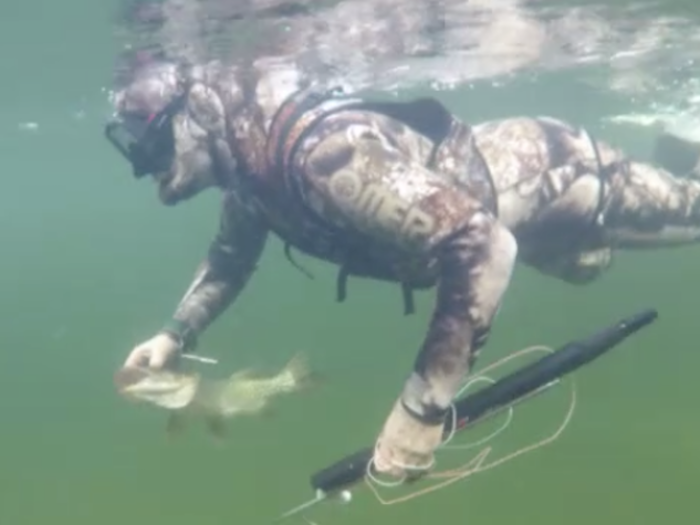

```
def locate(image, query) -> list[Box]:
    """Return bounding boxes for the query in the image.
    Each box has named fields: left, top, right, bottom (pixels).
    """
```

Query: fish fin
left=205, top=415, right=227, bottom=442
left=282, top=353, right=321, bottom=390
left=165, top=413, right=188, bottom=439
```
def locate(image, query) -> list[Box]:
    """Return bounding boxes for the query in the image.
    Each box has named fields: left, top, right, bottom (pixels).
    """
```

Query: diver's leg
left=602, top=156, right=700, bottom=248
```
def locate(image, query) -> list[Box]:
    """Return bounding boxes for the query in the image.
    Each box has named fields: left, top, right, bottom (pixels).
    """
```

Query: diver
left=108, top=57, right=700, bottom=482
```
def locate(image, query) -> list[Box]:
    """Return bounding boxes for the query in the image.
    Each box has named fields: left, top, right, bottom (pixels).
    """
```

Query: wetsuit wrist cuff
left=401, top=372, right=450, bottom=426
left=401, top=399, right=448, bottom=426
left=161, top=319, right=198, bottom=352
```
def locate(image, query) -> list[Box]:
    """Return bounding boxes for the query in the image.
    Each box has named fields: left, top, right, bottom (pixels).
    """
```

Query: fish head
left=114, top=366, right=200, bottom=410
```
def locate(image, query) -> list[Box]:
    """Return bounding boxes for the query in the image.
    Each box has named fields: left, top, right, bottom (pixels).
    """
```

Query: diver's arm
left=161, top=191, right=269, bottom=350
left=409, top=213, right=516, bottom=407
left=302, top=123, right=517, bottom=475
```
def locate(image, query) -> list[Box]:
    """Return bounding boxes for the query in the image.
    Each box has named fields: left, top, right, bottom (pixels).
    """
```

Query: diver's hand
left=123, top=332, right=181, bottom=370
left=372, top=399, right=445, bottom=480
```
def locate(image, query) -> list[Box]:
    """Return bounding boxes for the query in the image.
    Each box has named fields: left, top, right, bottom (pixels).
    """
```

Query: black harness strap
left=582, top=126, right=608, bottom=225
left=266, top=88, right=344, bottom=283
left=266, top=89, right=468, bottom=316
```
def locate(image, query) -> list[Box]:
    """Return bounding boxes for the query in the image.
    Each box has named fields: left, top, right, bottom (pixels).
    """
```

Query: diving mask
left=105, top=94, right=186, bottom=178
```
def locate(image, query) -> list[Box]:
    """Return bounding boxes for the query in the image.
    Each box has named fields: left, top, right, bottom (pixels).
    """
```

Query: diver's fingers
left=149, top=351, right=169, bottom=369
left=124, top=333, right=181, bottom=370
left=148, top=342, right=181, bottom=369
left=124, top=347, right=150, bottom=368
left=114, top=366, right=148, bottom=391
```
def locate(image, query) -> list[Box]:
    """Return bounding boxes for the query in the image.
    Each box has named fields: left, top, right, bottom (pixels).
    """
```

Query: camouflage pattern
left=166, top=83, right=520, bottom=414
left=471, top=116, right=700, bottom=281
left=171, top=187, right=268, bottom=336
left=108, top=0, right=700, bottom=483
left=164, top=79, right=700, bottom=418
left=102, top=58, right=700, bottom=479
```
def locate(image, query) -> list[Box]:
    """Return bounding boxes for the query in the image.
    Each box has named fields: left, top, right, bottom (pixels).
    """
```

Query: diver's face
left=108, top=65, right=228, bottom=206
left=155, top=108, right=219, bottom=206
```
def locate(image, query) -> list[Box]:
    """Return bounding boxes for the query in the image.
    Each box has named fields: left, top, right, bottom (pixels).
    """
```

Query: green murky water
left=0, top=2, right=697, bottom=524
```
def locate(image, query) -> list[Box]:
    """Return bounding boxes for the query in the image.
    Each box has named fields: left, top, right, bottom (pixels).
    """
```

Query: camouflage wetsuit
left=110, top=63, right=700, bottom=477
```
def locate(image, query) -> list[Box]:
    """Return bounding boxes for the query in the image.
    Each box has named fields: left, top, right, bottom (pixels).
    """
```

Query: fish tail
left=280, top=353, right=317, bottom=391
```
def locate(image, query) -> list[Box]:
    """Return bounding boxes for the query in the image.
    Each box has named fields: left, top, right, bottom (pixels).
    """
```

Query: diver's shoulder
left=221, top=184, right=265, bottom=221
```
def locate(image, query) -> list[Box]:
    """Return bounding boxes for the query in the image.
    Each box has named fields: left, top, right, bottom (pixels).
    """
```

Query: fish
left=115, top=366, right=201, bottom=409
left=114, top=353, right=317, bottom=439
